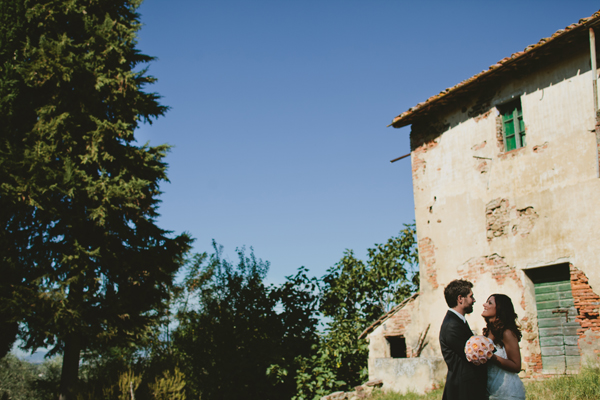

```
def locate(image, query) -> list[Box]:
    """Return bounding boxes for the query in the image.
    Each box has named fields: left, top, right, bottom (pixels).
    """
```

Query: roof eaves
left=358, top=292, right=419, bottom=340
left=389, top=11, right=600, bottom=129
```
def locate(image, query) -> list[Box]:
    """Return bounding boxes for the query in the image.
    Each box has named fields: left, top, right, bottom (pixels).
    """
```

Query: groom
left=439, top=279, right=488, bottom=400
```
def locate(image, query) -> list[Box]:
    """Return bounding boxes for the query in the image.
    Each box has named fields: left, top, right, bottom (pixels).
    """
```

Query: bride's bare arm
left=490, top=330, right=522, bottom=373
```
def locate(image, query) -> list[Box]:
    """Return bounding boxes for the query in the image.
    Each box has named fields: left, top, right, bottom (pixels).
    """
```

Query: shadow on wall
left=410, top=42, right=592, bottom=152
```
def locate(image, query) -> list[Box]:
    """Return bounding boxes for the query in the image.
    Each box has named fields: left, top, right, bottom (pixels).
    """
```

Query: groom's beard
left=464, top=304, right=474, bottom=314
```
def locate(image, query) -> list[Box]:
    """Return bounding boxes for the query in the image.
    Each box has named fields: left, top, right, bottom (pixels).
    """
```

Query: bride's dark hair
left=482, top=294, right=522, bottom=347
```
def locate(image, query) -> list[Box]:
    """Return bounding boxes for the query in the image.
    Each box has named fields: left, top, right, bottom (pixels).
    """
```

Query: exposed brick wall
left=520, top=310, right=544, bottom=376
left=418, top=237, right=438, bottom=289
left=570, top=265, right=600, bottom=336
left=495, top=115, right=505, bottom=152
left=383, top=307, right=413, bottom=337
left=457, top=253, right=524, bottom=303
left=514, top=207, right=539, bottom=236
left=498, top=146, right=526, bottom=160
left=456, top=254, right=539, bottom=375
left=410, top=120, right=448, bottom=151
left=473, top=109, right=492, bottom=122
left=411, top=152, right=428, bottom=181
left=486, top=198, right=538, bottom=241
left=486, top=198, right=510, bottom=240
left=468, top=92, right=495, bottom=120
left=409, top=119, right=446, bottom=183
left=382, top=300, right=418, bottom=357
left=491, top=260, right=522, bottom=288
left=410, top=139, right=439, bottom=181
left=520, top=311, right=544, bottom=376
left=494, top=112, right=528, bottom=159
left=521, top=265, right=600, bottom=377
left=521, top=352, right=544, bottom=376
left=454, top=260, right=597, bottom=378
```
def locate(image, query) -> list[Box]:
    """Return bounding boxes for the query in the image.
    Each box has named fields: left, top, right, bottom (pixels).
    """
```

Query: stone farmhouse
left=361, top=10, right=600, bottom=395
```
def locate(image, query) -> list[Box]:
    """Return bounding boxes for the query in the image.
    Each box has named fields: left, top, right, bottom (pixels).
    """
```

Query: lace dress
left=487, top=344, right=526, bottom=400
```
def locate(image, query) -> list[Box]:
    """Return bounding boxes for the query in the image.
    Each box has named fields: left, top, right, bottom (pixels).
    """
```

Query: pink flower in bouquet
left=465, top=335, right=494, bottom=365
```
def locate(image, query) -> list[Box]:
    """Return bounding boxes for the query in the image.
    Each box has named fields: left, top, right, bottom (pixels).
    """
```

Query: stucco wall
left=368, top=49, right=600, bottom=394
left=371, top=357, right=447, bottom=395
left=412, top=51, right=600, bottom=371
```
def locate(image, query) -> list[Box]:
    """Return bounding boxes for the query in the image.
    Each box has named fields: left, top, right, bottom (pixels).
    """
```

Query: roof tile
left=390, top=10, right=600, bottom=128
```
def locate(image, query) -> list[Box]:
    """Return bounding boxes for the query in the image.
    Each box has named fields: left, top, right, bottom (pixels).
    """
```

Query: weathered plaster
left=371, top=357, right=447, bottom=395
left=368, top=48, right=600, bottom=393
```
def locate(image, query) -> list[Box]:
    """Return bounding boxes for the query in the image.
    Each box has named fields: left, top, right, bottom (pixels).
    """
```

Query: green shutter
left=534, top=280, right=580, bottom=374
left=503, top=111, right=517, bottom=151
left=517, top=111, right=526, bottom=147
left=501, top=102, right=525, bottom=151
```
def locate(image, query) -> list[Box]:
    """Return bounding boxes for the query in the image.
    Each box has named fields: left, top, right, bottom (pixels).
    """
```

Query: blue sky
left=133, top=1, right=600, bottom=284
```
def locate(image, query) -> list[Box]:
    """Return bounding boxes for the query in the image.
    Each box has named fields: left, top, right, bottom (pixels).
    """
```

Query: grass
left=524, top=364, right=600, bottom=400
left=369, top=386, right=444, bottom=400
left=367, top=364, right=600, bottom=400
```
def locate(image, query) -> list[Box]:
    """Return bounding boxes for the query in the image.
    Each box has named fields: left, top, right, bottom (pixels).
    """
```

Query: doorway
left=526, top=263, right=580, bottom=374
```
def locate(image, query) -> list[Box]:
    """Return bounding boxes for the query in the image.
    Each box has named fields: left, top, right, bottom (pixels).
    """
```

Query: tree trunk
left=59, top=334, right=82, bottom=400
left=0, top=320, right=18, bottom=359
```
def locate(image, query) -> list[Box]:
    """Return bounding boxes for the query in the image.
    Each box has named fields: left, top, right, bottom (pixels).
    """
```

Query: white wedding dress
left=487, top=344, right=526, bottom=400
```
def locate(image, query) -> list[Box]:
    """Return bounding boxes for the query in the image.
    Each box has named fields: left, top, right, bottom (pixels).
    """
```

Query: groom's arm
left=440, top=320, right=469, bottom=367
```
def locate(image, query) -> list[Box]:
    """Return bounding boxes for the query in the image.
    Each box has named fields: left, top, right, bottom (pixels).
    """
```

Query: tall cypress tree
left=0, top=1, right=192, bottom=399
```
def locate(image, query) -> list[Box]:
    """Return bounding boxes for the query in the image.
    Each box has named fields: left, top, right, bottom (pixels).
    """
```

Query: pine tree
left=0, top=1, right=192, bottom=399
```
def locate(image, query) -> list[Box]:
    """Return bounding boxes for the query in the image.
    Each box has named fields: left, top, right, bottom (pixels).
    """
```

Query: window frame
left=499, top=99, right=526, bottom=152
left=386, top=335, right=407, bottom=358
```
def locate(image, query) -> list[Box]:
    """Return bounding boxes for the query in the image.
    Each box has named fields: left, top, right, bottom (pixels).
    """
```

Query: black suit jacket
left=439, top=310, right=488, bottom=400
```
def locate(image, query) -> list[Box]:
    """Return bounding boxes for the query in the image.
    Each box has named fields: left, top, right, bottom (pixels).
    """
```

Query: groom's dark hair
left=444, top=279, right=473, bottom=308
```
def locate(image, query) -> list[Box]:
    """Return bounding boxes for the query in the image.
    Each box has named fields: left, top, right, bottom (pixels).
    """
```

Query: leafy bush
left=0, top=354, right=62, bottom=400
left=294, top=225, right=418, bottom=399
left=0, top=354, right=39, bottom=400
left=173, top=243, right=319, bottom=400
left=148, top=368, right=186, bottom=400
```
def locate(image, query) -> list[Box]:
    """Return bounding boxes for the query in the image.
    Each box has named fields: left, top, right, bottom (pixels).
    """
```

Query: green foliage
left=368, top=385, right=444, bottom=400
left=34, top=356, right=63, bottom=400
left=0, top=354, right=39, bottom=400
left=148, top=368, right=186, bottom=400
left=293, top=322, right=367, bottom=400
left=0, top=354, right=62, bottom=400
left=0, top=228, right=417, bottom=400
left=0, top=0, right=192, bottom=396
left=11, top=349, right=188, bottom=400
left=116, top=370, right=141, bottom=400
left=294, top=224, right=418, bottom=400
left=321, top=224, right=418, bottom=323
left=173, top=242, right=320, bottom=400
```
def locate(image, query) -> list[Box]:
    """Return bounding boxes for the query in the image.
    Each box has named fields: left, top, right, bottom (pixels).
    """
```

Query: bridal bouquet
left=465, top=335, right=494, bottom=365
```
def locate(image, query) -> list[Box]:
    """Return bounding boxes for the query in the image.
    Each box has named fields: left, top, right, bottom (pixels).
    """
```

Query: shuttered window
left=500, top=99, right=526, bottom=151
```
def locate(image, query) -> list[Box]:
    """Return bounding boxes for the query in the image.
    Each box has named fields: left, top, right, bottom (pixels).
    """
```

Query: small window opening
left=386, top=336, right=407, bottom=358
left=498, top=98, right=525, bottom=151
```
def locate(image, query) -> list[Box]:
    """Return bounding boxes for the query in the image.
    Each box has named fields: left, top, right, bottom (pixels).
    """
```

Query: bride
left=482, top=294, right=526, bottom=400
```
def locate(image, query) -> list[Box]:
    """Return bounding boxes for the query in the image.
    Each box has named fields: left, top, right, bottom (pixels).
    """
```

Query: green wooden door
left=535, top=280, right=580, bottom=374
